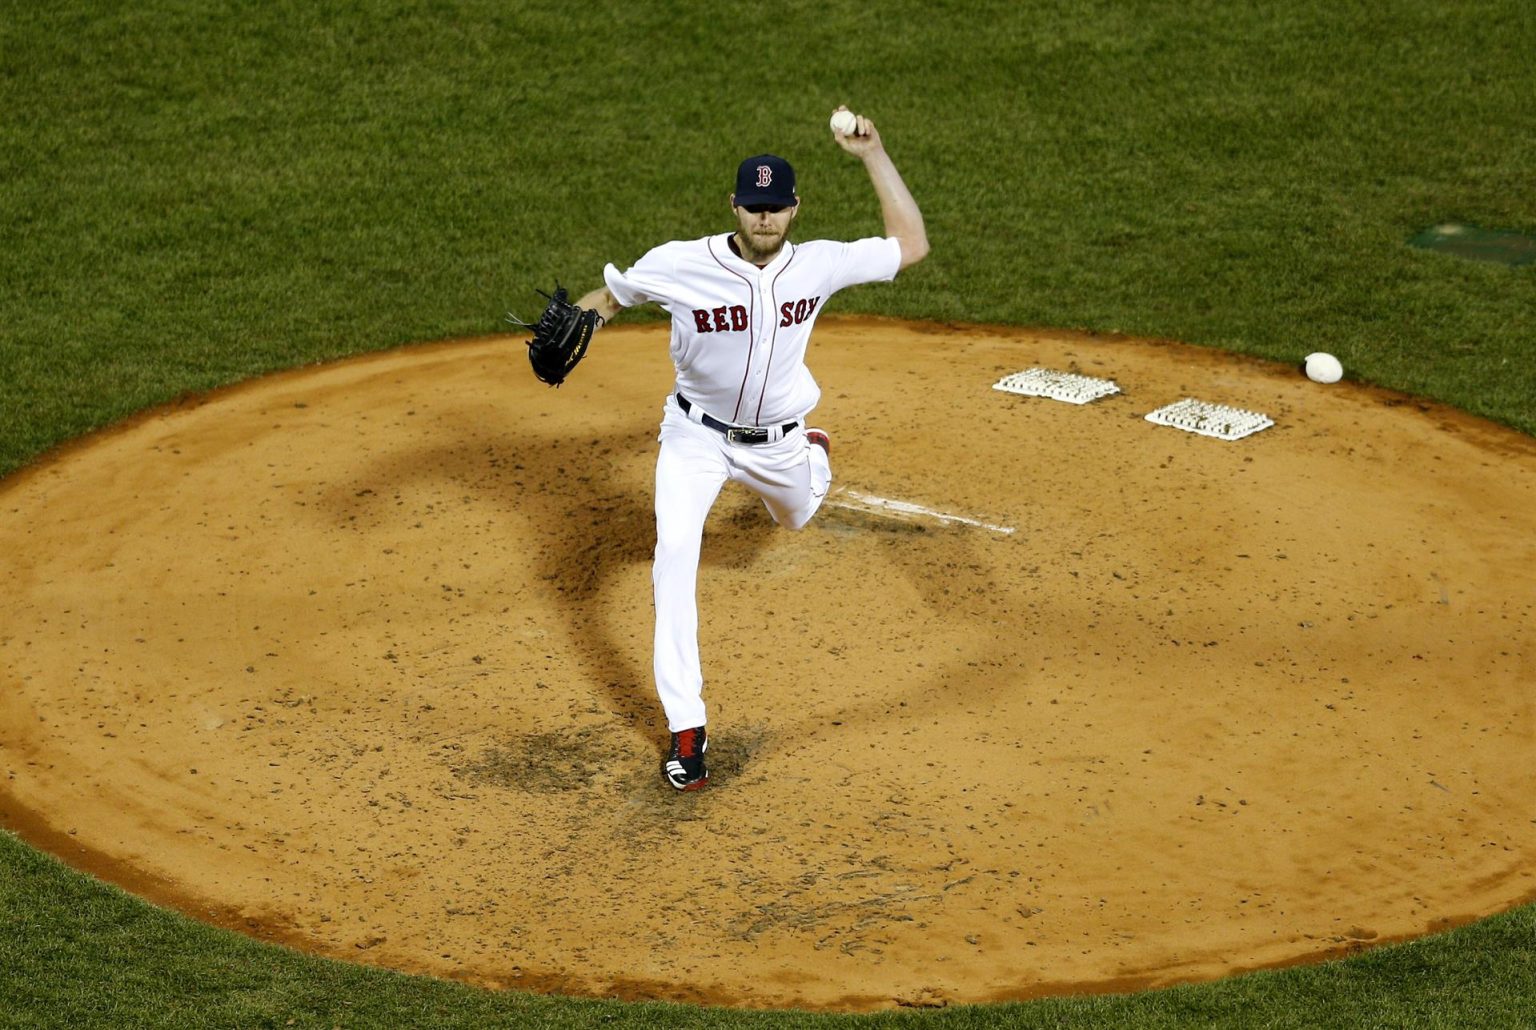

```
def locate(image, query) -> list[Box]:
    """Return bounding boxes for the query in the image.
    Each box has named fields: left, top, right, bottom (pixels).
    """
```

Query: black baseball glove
left=506, top=283, right=602, bottom=387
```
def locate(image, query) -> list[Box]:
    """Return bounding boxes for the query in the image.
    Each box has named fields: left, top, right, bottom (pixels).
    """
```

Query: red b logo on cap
left=756, top=165, right=773, bottom=188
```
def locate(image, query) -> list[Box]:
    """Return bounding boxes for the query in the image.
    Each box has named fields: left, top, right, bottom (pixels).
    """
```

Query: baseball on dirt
left=1304, top=352, right=1344, bottom=384
left=830, top=109, right=859, bottom=135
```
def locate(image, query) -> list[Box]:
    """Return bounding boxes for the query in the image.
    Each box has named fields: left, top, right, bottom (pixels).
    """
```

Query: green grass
left=3, top=0, right=1535, bottom=1026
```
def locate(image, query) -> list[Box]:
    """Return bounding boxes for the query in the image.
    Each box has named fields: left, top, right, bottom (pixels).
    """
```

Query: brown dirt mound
left=2, top=318, right=1534, bottom=1011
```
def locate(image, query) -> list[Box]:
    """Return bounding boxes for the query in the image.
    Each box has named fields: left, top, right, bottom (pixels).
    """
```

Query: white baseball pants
left=652, top=394, right=831, bottom=731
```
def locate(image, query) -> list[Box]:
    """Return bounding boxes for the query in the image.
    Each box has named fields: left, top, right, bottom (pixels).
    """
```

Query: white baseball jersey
left=603, top=229, right=903, bottom=734
left=603, top=233, right=902, bottom=425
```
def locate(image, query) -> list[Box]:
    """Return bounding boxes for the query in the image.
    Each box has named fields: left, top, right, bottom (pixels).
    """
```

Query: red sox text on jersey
left=603, top=233, right=900, bottom=426
left=691, top=296, right=821, bottom=333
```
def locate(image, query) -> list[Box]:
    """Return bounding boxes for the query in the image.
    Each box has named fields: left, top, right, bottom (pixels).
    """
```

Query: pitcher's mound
left=2, top=318, right=1534, bottom=1011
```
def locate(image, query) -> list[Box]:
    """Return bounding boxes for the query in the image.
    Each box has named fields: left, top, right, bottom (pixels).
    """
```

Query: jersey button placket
left=751, top=280, right=773, bottom=413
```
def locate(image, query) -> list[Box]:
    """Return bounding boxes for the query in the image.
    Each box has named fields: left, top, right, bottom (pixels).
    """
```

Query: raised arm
left=831, top=108, right=930, bottom=270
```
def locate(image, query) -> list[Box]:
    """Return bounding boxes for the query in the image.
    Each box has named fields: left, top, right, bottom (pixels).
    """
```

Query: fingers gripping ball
left=830, top=108, right=859, bottom=135
left=506, top=284, right=602, bottom=387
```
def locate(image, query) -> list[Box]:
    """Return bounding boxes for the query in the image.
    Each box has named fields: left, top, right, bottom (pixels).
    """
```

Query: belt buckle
left=726, top=427, right=764, bottom=445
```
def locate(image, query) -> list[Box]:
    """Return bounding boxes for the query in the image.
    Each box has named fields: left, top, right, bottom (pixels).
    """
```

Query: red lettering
left=694, top=306, right=752, bottom=332
left=775, top=297, right=824, bottom=326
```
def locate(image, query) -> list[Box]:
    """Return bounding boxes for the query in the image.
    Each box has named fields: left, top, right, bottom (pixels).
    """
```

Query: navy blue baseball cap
left=734, top=154, right=798, bottom=207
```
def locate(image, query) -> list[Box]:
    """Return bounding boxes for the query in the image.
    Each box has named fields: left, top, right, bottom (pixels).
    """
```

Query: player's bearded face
left=732, top=202, right=798, bottom=261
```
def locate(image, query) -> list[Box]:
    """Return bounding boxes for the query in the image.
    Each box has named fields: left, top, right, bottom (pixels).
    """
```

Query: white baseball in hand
left=1304, top=352, right=1344, bottom=384
left=830, top=109, right=859, bottom=135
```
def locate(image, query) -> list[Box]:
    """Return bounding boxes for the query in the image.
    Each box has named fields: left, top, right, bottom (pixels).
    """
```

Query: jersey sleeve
left=603, top=243, right=679, bottom=309
left=823, top=236, right=903, bottom=295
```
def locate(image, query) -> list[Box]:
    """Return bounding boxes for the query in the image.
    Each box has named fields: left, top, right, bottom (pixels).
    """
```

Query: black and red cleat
left=805, top=428, right=830, bottom=458
left=662, top=726, right=708, bottom=791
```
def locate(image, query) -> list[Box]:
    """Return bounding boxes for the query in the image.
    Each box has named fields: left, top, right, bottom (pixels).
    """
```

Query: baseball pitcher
left=511, top=107, right=928, bottom=790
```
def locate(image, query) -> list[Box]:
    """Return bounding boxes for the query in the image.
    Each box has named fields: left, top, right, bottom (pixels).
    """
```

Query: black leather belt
left=676, top=394, right=798, bottom=445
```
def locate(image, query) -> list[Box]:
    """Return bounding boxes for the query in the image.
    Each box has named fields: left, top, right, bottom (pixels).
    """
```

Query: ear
left=729, top=193, right=738, bottom=210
